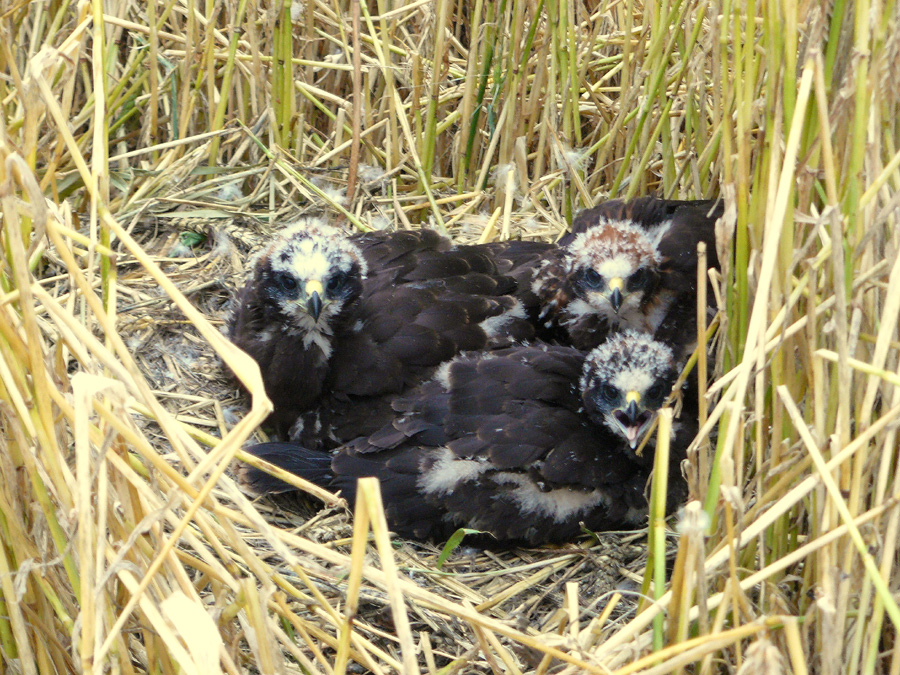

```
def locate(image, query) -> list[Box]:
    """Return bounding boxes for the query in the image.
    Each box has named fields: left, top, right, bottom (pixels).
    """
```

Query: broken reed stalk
left=647, top=408, right=672, bottom=652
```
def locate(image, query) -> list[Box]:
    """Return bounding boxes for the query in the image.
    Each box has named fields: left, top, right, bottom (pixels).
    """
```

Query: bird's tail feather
left=237, top=442, right=333, bottom=495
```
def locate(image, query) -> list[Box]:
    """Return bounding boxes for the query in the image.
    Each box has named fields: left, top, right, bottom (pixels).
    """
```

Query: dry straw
left=1, top=0, right=899, bottom=672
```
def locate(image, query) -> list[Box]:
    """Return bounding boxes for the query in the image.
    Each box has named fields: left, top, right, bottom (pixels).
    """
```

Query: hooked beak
left=609, top=277, right=624, bottom=313
left=305, top=279, right=324, bottom=321
left=612, top=390, right=653, bottom=449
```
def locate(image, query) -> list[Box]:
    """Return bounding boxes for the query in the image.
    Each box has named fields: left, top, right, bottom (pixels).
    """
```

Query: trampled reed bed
left=1, top=0, right=898, bottom=672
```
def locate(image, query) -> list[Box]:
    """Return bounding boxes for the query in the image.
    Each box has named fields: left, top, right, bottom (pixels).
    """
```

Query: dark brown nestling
left=565, top=197, right=724, bottom=356
left=483, top=219, right=670, bottom=351
left=485, top=197, right=723, bottom=356
left=579, top=330, right=683, bottom=452
left=227, top=219, right=534, bottom=444
left=238, top=331, right=693, bottom=547
left=227, top=220, right=367, bottom=435
left=566, top=197, right=723, bottom=302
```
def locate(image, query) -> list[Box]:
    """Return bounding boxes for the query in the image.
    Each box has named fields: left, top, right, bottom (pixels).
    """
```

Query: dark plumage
left=485, top=197, right=722, bottom=355
left=227, top=219, right=534, bottom=444
left=565, top=197, right=724, bottom=354
left=238, top=331, right=693, bottom=547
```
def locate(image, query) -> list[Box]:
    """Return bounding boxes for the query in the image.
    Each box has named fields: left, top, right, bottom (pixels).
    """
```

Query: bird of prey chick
left=487, top=197, right=722, bottom=355
left=227, top=219, right=534, bottom=445
left=562, top=196, right=723, bottom=355
left=238, top=330, right=692, bottom=547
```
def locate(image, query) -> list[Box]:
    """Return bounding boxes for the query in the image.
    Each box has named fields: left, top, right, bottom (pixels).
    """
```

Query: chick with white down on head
left=238, top=329, right=693, bottom=547
left=484, top=196, right=722, bottom=357
left=226, top=218, right=535, bottom=445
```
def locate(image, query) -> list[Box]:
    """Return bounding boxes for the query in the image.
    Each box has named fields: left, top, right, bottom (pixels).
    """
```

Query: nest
left=117, top=168, right=672, bottom=667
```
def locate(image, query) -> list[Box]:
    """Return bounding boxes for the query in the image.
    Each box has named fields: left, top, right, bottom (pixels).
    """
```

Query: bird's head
left=253, top=219, right=368, bottom=332
left=580, top=330, right=678, bottom=449
left=564, top=220, right=661, bottom=324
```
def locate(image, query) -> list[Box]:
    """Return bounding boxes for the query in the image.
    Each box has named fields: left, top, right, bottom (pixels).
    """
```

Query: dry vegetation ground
left=1, top=0, right=899, bottom=673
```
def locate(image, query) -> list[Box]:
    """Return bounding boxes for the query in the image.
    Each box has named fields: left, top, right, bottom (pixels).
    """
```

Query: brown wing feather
left=567, top=197, right=722, bottom=239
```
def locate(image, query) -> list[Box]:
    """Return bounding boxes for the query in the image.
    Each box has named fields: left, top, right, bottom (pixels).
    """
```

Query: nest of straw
left=5, top=145, right=664, bottom=674
left=123, top=170, right=659, bottom=659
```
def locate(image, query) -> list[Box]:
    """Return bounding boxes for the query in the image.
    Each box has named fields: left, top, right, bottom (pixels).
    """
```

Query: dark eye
left=275, top=272, right=297, bottom=292
left=582, top=269, right=604, bottom=289
left=646, top=383, right=666, bottom=400
left=600, top=384, right=619, bottom=403
left=628, top=268, right=652, bottom=291
left=326, top=271, right=349, bottom=294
